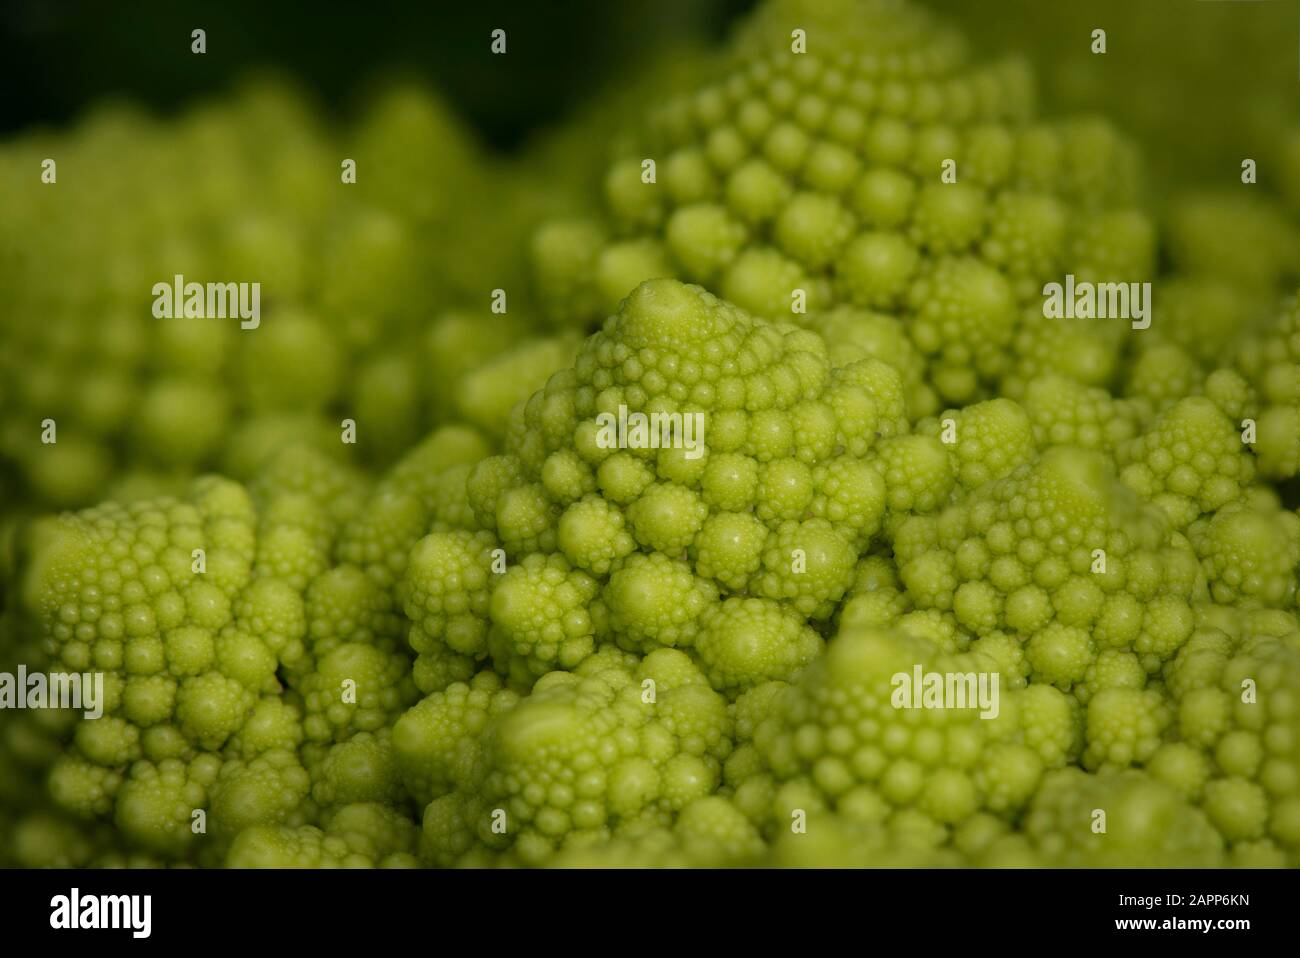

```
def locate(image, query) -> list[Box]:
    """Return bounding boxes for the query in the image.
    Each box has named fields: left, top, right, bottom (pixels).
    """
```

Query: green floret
left=1252, top=406, right=1300, bottom=481
left=531, top=219, right=610, bottom=323
left=320, top=802, right=420, bottom=867
left=392, top=672, right=521, bottom=807
left=663, top=204, right=746, bottom=284
left=253, top=519, right=329, bottom=595
left=1206, top=367, right=1260, bottom=425
left=824, top=358, right=911, bottom=448
left=1146, top=742, right=1212, bottom=801
left=753, top=625, right=1042, bottom=833
left=918, top=397, right=1037, bottom=494
left=592, top=452, right=655, bottom=506
left=47, top=755, right=122, bottom=819
left=455, top=333, right=581, bottom=439
left=838, top=556, right=914, bottom=630
left=1076, top=649, right=1146, bottom=704
left=1025, top=623, right=1094, bottom=689
left=1001, top=305, right=1124, bottom=402
left=1165, top=193, right=1299, bottom=293
left=208, top=748, right=311, bottom=839
left=626, top=482, right=709, bottom=555
left=557, top=495, right=637, bottom=574
left=466, top=455, right=526, bottom=528
left=409, top=644, right=477, bottom=699
left=443, top=278, right=904, bottom=684
left=1232, top=294, right=1300, bottom=480
left=12, top=474, right=318, bottom=789
left=72, top=716, right=140, bottom=769
left=1165, top=629, right=1300, bottom=862
left=176, top=672, right=260, bottom=749
left=906, top=256, right=1017, bottom=404
left=719, top=247, right=824, bottom=322
left=425, top=462, right=482, bottom=534
left=233, top=576, right=310, bottom=675
left=850, top=554, right=904, bottom=595
left=402, top=530, right=499, bottom=665
left=1121, top=341, right=1203, bottom=414
left=4, top=812, right=109, bottom=868
left=1189, top=498, right=1300, bottom=608
left=225, top=697, right=304, bottom=758
left=305, top=730, right=403, bottom=809
left=420, top=651, right=732, bottom=866
left=691, top=512, right=769, bottom=592
left=1015, top=684, right=1082, bottom=769
left=113, top=756, right=219, bottom=858
left=528, top=0, right=1148, bottom=420
left=967, top=631, right=1031, bottom=688
left=910, top=182, right=987, bottom=255
left=754, top=459, right=814, bottom=523
left=729, top=681, right=789, bottom=748
left=752, top=517, right=857, bottom=619
left=337, top=486, right=439, bottom=592
left=1082, top=688, right=1171, bottom=771
left=895, top=608, right=968, bottom=652
left=873, top=434, right=955, bottom=513
left=810, top=456, right=888, bottom=548
left=298, top=643, right=418, bottom=743
left=1149, top=277, right=1265, bottom=369
left=1119, top=397, right=1255, bottom=528
left=224, top=823, right=377, bottom=868
left=981, top=192, right=1067, bottom=290
left=766, top=814, right=974, bottom=868
left=131, top=379, right=232, bottom=469
left=1203, top=778, right=1271, bottom=843
left=488, top=552, right=600, bottom=680
left=601, top=552, right=717, bottom=651
left=423, top=311, right=522, bottom=421
left=250, top=444, right=370, bottom=536
left=835, top=231, right=919, bottom=310
left=694, top=597, right=823, bottom=692
left=1024, top=768, right=1224, bottom=867
left=335, top=427, right=491, bottom=591
left=305, top=564, right=403, bottom=655
left=807, top=306, right=937, bottom=418
left=237, top=309, right=342, bottom=412
left=495, top=483, right=561, bottom=556
left=546, top=794, right=765, bottom=868
left=892, top=445, right=1204, bottom=688
left=1023, top=375, right=1142, bottom=454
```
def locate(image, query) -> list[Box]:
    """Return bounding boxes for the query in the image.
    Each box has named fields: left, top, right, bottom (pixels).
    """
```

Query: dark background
left=0, top=0, right=756, bottom=148
left=3, top=0, right=1297, bottom=186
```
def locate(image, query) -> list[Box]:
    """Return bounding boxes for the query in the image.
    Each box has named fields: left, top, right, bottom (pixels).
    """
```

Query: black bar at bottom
left=0, top=868, right=1287, bottom=945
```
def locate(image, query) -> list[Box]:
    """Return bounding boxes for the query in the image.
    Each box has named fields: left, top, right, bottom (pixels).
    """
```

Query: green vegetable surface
left=1, top=0, right=1297, bottom=869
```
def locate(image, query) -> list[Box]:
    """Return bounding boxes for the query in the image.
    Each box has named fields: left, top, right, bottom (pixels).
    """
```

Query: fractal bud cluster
left=0, top=0, right=1298, bottom=870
